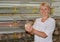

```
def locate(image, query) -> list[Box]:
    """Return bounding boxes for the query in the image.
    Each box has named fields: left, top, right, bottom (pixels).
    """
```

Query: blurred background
left=0, top=0, right=60, bottom=42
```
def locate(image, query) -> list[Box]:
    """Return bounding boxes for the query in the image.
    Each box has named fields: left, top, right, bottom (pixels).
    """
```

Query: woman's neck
left=41, top=16, right=49, bottom=22
left=42, top=16, right=49, bottom=19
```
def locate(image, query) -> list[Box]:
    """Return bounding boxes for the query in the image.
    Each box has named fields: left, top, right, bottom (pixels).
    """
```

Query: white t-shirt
left=33, top=17, right=55, bottom=42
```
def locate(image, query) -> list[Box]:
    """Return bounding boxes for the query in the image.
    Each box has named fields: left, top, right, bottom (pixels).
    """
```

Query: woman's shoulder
left=49, top=17, right=55, bottom=22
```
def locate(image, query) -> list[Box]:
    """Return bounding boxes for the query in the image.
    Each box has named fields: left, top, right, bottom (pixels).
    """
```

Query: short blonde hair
left=40, top=2, right=51, bottom=9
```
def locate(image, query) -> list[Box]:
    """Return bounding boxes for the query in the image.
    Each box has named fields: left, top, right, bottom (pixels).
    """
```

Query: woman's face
left=40, top=5, right=50, bottom=17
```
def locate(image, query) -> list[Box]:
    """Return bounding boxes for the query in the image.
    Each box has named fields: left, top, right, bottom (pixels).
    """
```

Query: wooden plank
left=52, top=0, right=60, bottom=2
left=54, top=7, right=60, bottom=13
left=52, top=2, right=60, bottom=6
left=53, top=12, right=60, bottom=16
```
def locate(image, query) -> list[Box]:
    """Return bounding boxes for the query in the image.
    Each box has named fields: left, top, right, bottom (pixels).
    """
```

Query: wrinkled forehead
left=40, top=5, right=49, bottom=9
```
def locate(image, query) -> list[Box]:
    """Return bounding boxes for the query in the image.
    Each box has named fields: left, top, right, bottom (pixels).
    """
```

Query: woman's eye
left=45, top=8, right=48, bottom=10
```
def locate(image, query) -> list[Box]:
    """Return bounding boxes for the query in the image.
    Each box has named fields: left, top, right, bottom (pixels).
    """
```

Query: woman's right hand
left=25, top=23, right=33, bottom=33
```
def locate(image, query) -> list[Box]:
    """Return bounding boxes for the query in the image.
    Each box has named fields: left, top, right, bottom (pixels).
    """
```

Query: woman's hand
left=25, top=23, right=33, bottom=33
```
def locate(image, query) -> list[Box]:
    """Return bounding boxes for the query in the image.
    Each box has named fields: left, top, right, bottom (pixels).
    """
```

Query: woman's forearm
left=32, top=28, right=47, bottom=38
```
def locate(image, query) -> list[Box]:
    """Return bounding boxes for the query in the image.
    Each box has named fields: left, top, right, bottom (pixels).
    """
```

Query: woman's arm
left=30, top=28, right=47, bottom=38
left=25, top=26, right=47, bottom=38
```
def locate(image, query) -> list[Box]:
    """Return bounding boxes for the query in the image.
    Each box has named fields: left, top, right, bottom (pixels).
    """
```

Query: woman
left=25, top=2, right=55, bottom=42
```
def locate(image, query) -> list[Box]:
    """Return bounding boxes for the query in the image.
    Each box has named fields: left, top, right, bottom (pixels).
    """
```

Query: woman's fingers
left=24, top=23, right=33, bottom=32
left=25, top=24, right=29, bottom=31
left=25, top=24, right=32, bottom=32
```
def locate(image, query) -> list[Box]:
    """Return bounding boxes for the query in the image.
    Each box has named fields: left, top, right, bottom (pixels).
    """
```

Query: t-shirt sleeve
left=33, top=19, right=38, bottom=28
left=42, top=20, right=56, bottom=36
